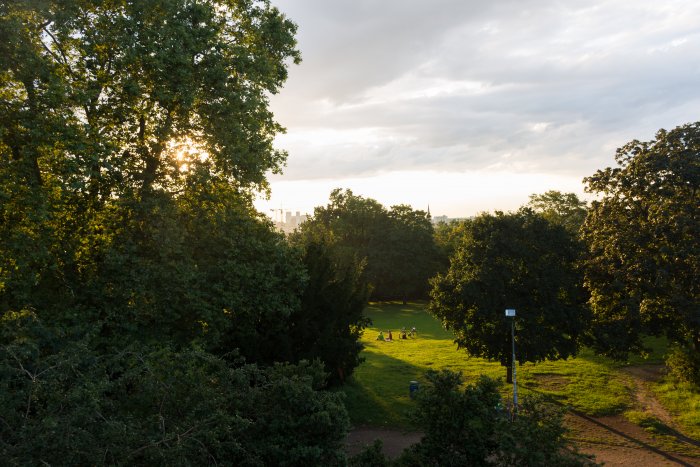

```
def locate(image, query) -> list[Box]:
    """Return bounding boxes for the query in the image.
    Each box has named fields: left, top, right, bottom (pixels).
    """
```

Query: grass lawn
left=342, top=302, right=700, bottom=441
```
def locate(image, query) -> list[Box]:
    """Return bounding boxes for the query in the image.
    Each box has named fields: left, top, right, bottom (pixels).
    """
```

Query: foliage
left=0, top=311, right=349, bottom=466
left=665, top=345, right=700, bottom=387
left=0, top=0, right=310, bottom=365
left=493, top=394, right=598, bottom=467
left=285, top=237, right=371, bottom=386
left=429, top=209, right=589, bottom=380
left=1, top=0, right=299, bottom=198
left=301, top=189, right=440, bottom=302
left=433, top=218, right=472, bottom=268
left=398, top=372, right=502, bottom=466
left=384, top=205, right=441, bottom=302
left=348, top=440, right=391, bottom=467
left=0, top=3, right=360, bottom=463
left=395, top=370, right=598, bottom=467
left=582, top=122, right=700, bottom=368
left=527, top=190, right=588, bottom=234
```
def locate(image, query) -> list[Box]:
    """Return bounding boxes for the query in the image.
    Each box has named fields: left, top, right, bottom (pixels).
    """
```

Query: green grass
left=342, top=302, right=693, bottom=434
left=653, top=380, right=700, bottom=441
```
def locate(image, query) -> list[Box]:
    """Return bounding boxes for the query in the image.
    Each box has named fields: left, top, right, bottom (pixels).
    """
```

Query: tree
left=0, top=0, right=306, bottom=359
left=527, top=191, right=588, bottom=234
left=0, top=3, right=359, bottom=463
left=1, top=0, right=299, bottom=199
left=429, top=209, right=589, bottom=382
left=382, top=205, right=440, bottom=303
left=284, top=238, right=370, bottom=385
left=582, top=123, right=700, bottom=374
left=433, top=219, right=473, bottom=269
left=0, top=0, right=299, bottom=306
left=301, top=189, right=440, bottom=302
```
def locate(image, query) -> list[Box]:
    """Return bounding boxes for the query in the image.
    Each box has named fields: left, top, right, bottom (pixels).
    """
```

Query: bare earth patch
left=346, top=426, right=422, bottom=459
left=346, top=364, right=700, bottom=466
left=568, top=412, right=699, bottom=466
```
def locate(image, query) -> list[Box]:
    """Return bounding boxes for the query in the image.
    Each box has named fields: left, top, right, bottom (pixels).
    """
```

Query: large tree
left=301, top=189, right=439, bottom=301
left=0, top=311, right=349, bottom=465
left=429, top=209, right=589, bottom=382
left=582, top=123, right=700, bottom=367
left=0, top=0, right=304, bottom=355
left=1, top=0, right=299, bottom=199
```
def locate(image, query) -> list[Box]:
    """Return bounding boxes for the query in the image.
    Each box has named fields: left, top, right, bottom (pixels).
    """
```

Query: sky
left=254, top=0, right=700, bottom=219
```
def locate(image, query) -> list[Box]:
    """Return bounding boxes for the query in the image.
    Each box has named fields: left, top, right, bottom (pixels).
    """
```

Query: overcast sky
left=255, top=0, right=700, bottom=218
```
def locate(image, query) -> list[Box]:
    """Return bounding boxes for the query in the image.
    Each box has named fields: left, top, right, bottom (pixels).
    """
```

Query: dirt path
left=567, top=364, right=700, bottom=466
left=346, top=365, right=700, bottom=465
left=346, top=426, right=422, bottom=459
left=567, top=412, right=700, bottom=466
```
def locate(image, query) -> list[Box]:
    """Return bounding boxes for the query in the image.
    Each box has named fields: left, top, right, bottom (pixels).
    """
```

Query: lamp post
left=505, top=309, right=517, bottom=414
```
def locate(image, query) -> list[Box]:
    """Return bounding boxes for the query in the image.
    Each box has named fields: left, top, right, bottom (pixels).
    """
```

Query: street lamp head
left=505, top=309, right=516, bottom=317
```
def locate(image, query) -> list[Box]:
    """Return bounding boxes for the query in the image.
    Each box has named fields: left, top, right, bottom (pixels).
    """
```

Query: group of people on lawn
left=376, top=326, right=416, bottom=342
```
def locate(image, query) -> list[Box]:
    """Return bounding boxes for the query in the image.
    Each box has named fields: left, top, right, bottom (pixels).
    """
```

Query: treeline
left=294, top=188, right=441, bottom=303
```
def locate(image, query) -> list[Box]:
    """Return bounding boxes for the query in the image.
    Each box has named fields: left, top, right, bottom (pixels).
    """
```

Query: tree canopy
left=395, top=371, right=597, bottom=467
left=582, top=123, right=700, bottom=364
left=527, top=190, right=588, bottom=234
left=1, top=0, right=299, bottom=199
left=284, top=236, right=371, bottom=385
left=301, top=189, right=440, bottom=302
left=429, top=209, right=589, bottom=380
left=0, top=0, right=307, bottom=355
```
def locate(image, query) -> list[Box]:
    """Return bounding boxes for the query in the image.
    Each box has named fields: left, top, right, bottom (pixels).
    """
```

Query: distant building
left=275, top=210, right=309, bottom=233
left=431, top=215, right=470, bottom=225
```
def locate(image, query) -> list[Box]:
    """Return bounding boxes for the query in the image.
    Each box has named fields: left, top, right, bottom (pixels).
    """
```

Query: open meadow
left=342, top=302, right=700, bottom=463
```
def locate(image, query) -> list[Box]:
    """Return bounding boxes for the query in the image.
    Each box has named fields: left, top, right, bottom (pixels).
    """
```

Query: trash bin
left=409, top=381, right=419, bottom=399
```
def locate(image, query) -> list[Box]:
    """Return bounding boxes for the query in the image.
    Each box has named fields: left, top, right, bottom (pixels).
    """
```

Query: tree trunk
left=506, top=363, right=513, bottom=384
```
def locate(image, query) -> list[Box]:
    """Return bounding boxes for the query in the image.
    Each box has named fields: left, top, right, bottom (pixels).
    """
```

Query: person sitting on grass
left=376, top=331, right=385, bottom=341
left=387, top=331, right=393, bottom=341
left=401, top=327, right=407, bottom=339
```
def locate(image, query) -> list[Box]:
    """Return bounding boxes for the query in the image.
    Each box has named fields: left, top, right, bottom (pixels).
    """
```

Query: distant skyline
left=255, top=0, right=700, bottom=218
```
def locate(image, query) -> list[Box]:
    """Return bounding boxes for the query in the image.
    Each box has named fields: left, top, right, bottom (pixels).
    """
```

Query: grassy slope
left=342, top=302, right=700, bottom=441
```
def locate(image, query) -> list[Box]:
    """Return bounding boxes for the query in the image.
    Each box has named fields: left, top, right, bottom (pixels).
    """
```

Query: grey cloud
left=270, top=0, right=700, bottom=180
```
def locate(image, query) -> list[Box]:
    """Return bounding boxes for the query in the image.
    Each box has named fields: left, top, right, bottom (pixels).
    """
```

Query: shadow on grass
left=522, top=383, right=700, bottom=465
left=342, top=348, right=425, bottom=429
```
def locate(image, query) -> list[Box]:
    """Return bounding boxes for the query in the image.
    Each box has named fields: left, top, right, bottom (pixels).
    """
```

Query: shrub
left=349, top=440, right=391, bottom=467
left=0, top=312, right=349, bottom=466
left=665, top=344, right=700, bottom=387
left=395, top=370, right=599, bottom=467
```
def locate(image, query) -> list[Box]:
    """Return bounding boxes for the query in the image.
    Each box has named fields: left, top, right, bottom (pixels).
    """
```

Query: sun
left=166, top=137, right=209, bottom=172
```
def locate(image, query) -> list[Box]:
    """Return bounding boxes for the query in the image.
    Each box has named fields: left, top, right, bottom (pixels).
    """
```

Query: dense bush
left=665, top=344, right=700, bottom=387
left=395, top=370, right=598, bottom=467
left=0, top=311, right=349, bottom=466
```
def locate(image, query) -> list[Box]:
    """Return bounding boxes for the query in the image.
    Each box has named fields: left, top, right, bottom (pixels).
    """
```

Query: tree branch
left=41, top=26, right=76, bottom=78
